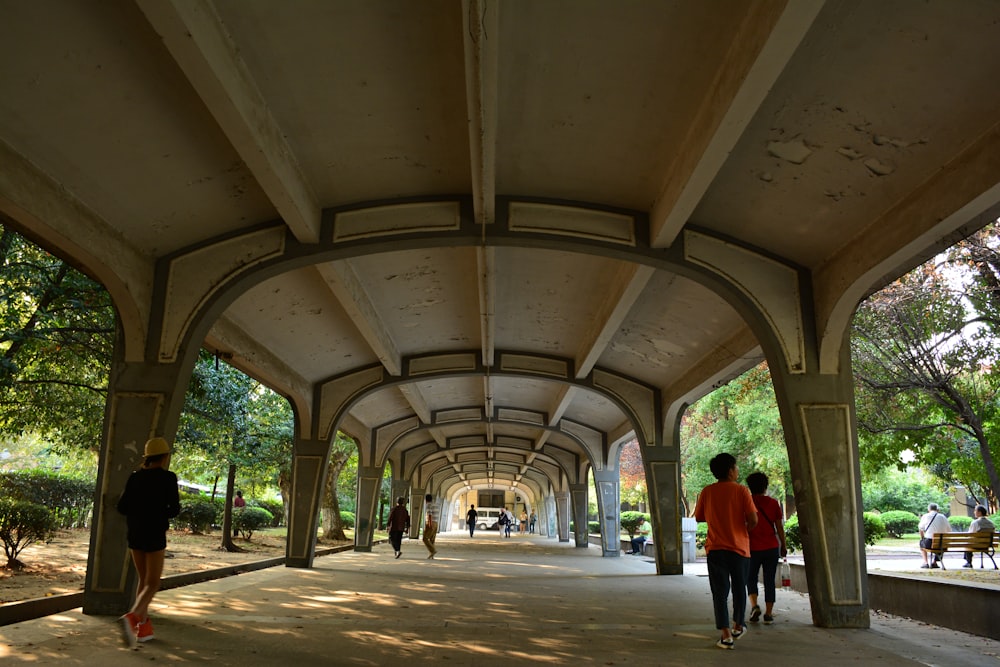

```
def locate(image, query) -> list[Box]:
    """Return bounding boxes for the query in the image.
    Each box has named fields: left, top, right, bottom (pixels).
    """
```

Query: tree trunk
left=319, top=450, right=350, bottom=542
left=219, top=463, right=244, bottom=552
left=277, top=466, right=292, bottom=527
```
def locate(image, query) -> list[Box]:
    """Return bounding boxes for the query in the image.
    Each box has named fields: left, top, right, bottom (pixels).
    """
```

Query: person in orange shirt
left=694, top=453, right=758, bottom=650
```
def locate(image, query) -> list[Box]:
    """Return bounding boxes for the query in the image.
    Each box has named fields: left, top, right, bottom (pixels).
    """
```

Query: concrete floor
left=2, top=531, right=998, bottom=666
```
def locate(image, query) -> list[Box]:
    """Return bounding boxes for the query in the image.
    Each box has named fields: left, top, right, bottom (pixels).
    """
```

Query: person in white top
left=918, top=503, right=951, bottom=568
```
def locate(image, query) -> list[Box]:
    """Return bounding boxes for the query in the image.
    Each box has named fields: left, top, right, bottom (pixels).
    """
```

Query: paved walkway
left=2, top=531, right=998, bottom=666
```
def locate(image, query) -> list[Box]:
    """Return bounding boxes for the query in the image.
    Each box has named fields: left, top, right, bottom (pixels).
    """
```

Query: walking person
left=918, top=503, right=951, bottom=568
left=387, top=497, right=410, bottom=559
left=422, top=494, right=438, bottom=559
left=745, top=472, right=786, bottom=625
left=693, top=452, right=757, bottom=650
left=529, top=510, right=537, bottom=534
left=519, top=510, right=528, bottom=534
left=467, top=504, right=478, bottom=537
left=115, top=437, right=181, bottom=648
left=502, top=508, right=514, bottom=537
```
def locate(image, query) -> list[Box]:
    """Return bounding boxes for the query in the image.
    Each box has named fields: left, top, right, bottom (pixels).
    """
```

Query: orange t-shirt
left=693, top=481, right=756, bottom=557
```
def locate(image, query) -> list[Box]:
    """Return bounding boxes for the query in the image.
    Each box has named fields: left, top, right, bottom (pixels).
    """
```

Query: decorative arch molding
left=151, top=197, right=799, bottom=398
left=394, top=435, right=573, bottom=492
left=369, top=408, right=606, bottom=472
left=317, top=350, right=653, bottom=460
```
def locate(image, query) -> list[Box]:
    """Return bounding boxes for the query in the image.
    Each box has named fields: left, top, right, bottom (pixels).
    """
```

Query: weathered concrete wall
left=788, top=563, right=1000, bottom=641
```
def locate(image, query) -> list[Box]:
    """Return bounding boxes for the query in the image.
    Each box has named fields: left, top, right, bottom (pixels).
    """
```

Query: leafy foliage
left=174, top=495, right=221, bottom=534
left=861, top=468, right=949, bottom=515
left=0, top=498, right=57, bottom=569
left=0, top=470, right=94, bottom=528
left=948, top=515, right=972, bottom=531
left=620, top=510, right=649, bottom=538
left=618, top=440, right=647, bottom=506
left=680, top=363, right=789, bottom=514
left=0, top=223, right=115, bottom=452
left=877, top=510, right=919, bottom=538
left=233, top=507, right=273, bottom=540
left=852, top=224, right=1000, bottom=511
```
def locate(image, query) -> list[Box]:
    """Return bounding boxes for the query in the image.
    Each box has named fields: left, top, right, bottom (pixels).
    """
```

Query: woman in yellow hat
left=115, top=437, right=180, bottom=647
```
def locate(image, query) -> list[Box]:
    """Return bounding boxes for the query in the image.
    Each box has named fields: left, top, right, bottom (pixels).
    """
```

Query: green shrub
left=233, top=507, right=274, bottom=540
left=589, top=521, right=600, bottom=535
left=949, top=515, right=972, bottom=531
left=784, top=515, right=801, bottom=553
left=878, top=510, right=919, bottom=538
left=251, top=499, right=285, bottom=527
left=620, top=511, right=648, bottom=538
left=0, top=470, right=94, bottom=529
left=339, top=510, right=355, bottom=528
left=0, top=498, right=58, bottom=569
left=175, top=496, right=219, bottom=533
left=695, top=522, right=708, bottom=549
left=862, top=512, right=887, bottom=546
left=784, top=512, right=885, bottom=552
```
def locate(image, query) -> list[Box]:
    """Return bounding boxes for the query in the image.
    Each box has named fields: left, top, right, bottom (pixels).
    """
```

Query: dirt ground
left=0, top=528, right=349, bottom=605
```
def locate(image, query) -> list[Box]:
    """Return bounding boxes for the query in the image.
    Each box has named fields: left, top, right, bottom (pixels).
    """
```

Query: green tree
left=0, top=222, right=114, bottom=453
left=175, top=350, right=293, bottom=551
left=852, top=227, right=1000, bottom=511
left=680, top=363, right=788, bottom=514
left=319, top=431, right=357, bottom=542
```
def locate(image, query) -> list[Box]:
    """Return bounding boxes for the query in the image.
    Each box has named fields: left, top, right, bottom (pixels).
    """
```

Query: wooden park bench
left=928, top=531, right=999, bottom=570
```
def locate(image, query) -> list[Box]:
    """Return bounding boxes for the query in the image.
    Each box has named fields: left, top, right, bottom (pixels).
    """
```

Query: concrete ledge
left=867, top=570, right=1000, bottom=641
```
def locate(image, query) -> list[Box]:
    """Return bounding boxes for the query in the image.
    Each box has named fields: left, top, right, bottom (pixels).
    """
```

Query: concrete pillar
left=644, top=403, right=684, bottom=575
left=772, top=337, right=869, bottom=628
left=286, top=438, right=331, bottom=567
left=570, top=483, right=589, bottom=548
left=83, top=356, right=189, bottom=615
left=554, top=491, right=570, bottom=542
left=354, top=465, right=385, bottom=553
left=544, top=494, right=557, bottom=538
left=592, top=469, right=621, bottom=557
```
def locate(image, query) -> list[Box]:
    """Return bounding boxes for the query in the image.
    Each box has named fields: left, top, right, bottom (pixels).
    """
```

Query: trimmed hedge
left=174, top=494, right=220, bottom=533
left=879, top=510, right=919, bottom=538
left=949, top=515, right=972, bottom=531
left=0, top=470, right=94, bottom=529
left=784, top=512, right=886, bottom=553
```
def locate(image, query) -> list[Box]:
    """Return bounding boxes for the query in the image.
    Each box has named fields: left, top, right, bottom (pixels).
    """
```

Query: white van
left=471, top=507, right=506, bottom=531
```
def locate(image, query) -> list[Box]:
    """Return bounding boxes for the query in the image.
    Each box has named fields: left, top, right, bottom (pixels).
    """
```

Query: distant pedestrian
left=519, top=510, right=528, bottom=534
left=116, top=437, right=181, bottom=648
left=387, top=497, right=410, bottom=559
left=963, top=505, right=995, bottom=568
left=501, top=508, right=514, bottom=537
left=745, top=472, right=786, bottom=625
left=232, top=490, right=246, bottom=537
left=918, top=503, right=951, bottom=568
left=629, top=517, right=651, bottom=555
left=467, top=505, right=478, bottom=537
left=529, top=511, right=537, bottom=533
left=694, top=452, right=757, bottom=650
left=423, top=494, right=438, bottom=559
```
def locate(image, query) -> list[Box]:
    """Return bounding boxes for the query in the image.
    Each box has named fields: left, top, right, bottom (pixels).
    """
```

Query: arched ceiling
left=3, top=1, right=1000, bottom=498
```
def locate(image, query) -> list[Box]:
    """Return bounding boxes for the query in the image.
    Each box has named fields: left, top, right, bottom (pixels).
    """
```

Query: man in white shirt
left=918, top=503, right=951, bottom=568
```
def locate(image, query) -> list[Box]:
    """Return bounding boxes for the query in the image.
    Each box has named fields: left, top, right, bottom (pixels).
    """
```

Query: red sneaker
left=119, top=613, right=140, bottom=648
left=136, top=618, right=155, bottom=642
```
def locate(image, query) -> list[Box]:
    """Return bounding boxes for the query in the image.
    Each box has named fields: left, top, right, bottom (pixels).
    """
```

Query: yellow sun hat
left=143, top=437, right=172, bottom=457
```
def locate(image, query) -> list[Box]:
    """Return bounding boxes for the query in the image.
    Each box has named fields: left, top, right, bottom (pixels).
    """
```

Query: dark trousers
left=388, top=530, right=404, bottom=553
left=630, top=536, right=646, bottom=554
left=707, top=549, right=749, bottom=630
left=747, top=547, right=780, bottom=603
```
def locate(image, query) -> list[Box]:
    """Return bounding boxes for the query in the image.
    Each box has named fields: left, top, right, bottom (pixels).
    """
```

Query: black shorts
left=127, top=527, right=167, bottom=552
